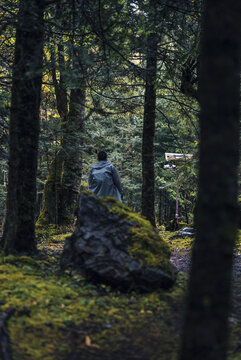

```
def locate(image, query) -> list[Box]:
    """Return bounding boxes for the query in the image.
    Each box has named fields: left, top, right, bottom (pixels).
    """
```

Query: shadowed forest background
left=0, top=0, right=241, bottom=359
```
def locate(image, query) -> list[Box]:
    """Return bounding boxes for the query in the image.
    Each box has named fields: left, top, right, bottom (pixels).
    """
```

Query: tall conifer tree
left=179, top=0, right=241, bottom=358
left=2, top=0, right=46, bottom=253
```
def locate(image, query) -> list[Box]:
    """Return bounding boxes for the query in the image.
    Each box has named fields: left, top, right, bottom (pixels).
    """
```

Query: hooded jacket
left=88, top=161, right=123, bottom=202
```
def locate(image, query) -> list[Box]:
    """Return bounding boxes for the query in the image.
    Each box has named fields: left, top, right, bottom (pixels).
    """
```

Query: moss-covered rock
left=61, top=192, right=175, bottom=292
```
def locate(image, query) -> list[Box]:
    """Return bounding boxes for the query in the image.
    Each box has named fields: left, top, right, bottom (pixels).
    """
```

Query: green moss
left=36, top=154, right=66, bottom=227
left=80, top=181, right=89, bottom=191
left=34, top=228, right=71, bottom=263
left=128, top=227, right=172, bottom=272
left=163, top=228, right=241, bottom=255
left=0, top=252, right=187, bottom=360
left=81, top=188, right=96, bottom=197
left=93, top=196, right=172, bottom=273
left=36, top=224, right=72, bottom=244
left=165, top=220, right=188, bottom=231
left=97, top=196, right=153, bottom=228
left=36, top=209, right=50, bottom=227
left=36, top=178, right=58, bottom=227
left=1, top=226, right=239, bottom=360
left=162, top=231, right=194, bottom=252
left=235, top=230, right=241, bottom=253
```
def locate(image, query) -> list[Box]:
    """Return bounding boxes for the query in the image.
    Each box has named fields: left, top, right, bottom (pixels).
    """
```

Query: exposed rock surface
left=61, top=193, right=175, bottom=292
left=176, top=227, right=195, bottom=237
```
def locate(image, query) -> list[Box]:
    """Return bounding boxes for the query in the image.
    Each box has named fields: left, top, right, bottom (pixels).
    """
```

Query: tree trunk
left=141, top=28, right=157, bottom=227
left=59, top=86, right=85, bottom=225
left=38, top=44, right=86, bottom=227
left=37, top=152, right=64, bottom=225
left=2, top=0, right=45, bottom=254
left=37, top=43, right=68, bottom=226
left=158, top=189, right=163, bottom=225
left=179, top=1, right=241, bottom=359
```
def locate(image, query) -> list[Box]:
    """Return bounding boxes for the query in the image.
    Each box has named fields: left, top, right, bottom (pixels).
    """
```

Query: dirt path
left=170, top=245, right=241, bottom=353
left=170, top=249, right=241, bottom=278
left=170, top=249, right=241, bottom=279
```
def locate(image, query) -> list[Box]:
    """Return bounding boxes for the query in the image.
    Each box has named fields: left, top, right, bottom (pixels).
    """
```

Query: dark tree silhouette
left=1, top=0, right=46, bottom=253
left=179, top=0, right=241, bottom=359
left=141, top=0, right=158, bottom=227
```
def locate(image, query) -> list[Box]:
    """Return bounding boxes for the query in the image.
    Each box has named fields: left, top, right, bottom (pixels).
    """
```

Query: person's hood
left=91, top=161, right=111, bottom=170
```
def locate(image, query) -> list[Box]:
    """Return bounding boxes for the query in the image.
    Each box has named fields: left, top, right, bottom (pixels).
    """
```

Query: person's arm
left=112, top=166, right=123, bottom=195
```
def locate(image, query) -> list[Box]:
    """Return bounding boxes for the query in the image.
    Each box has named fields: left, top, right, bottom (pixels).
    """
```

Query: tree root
left=0, top=308, right=15, bottom=360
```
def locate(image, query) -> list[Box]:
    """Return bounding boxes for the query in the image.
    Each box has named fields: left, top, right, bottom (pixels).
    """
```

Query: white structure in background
left=164, top=152, right=193, bottom=221
left=3, top=170, right=8, bottom=188
left=163, top=164, right=176, bottom=170
left=165, top=153, right=193, bottom=161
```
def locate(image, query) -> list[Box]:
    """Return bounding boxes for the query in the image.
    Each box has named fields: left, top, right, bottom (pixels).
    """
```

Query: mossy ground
left=0, top=226, right=241, bottom=359
left=162, top=228, right=241, bottom=254
left=162, top=228, right=241, bottom=360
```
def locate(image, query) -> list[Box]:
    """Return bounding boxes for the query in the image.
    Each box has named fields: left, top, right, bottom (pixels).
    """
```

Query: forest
left=0, top=0, right=240, bottom=359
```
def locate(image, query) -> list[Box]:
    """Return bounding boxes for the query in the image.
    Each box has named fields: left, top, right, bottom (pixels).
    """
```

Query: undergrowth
left=161, top=229, right=241, bottom=254
left=0, top=249, right=187, bottom=360
left=0, top=225, right=241, bottom=359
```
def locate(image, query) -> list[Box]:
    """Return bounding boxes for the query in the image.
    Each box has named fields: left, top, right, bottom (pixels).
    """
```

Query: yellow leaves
left=107, top=308, right=119, bottom=316
left=45, top=343, right=55, bottom=352
left=85, top=336, right=100, bottom=348
left=139, top=309, right=153, bottom=314
left=42, top=84, right=51, bottom=94
left=42, top=74, right=52, bottom=94
left=85, top=335, right=91, bottom=346
left=48, top=242, right=65, bottom=250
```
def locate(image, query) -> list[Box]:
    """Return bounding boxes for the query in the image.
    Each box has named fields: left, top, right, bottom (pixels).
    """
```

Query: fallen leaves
left=85, top=335, right=100, bottom=348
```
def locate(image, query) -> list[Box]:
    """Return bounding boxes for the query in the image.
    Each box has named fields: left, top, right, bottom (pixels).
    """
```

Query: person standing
left=88, top=151, right=123, bottom=202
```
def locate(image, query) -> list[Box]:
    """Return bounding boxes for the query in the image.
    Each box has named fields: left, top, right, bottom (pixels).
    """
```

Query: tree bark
left=37, top=43, right=68, bottom=226
left=2, top=0, right=45, bottom=253
left=59, top=86, right=85, bottom=225
left=38, top=45, right=85, bottom=227
left=179, top=1, right=241, bottom=359
left=0, top=308, right=15, bottom=360
left=141, top=28, right=157, bottom=227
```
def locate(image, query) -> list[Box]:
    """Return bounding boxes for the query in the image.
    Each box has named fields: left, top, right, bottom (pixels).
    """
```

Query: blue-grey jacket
left=88, top=161, right=123, bottom=202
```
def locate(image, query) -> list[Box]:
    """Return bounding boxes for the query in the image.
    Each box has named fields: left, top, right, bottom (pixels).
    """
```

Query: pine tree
left=180, top=0, right=241, bottom=358
left=2, top=0, right=46, bottom=253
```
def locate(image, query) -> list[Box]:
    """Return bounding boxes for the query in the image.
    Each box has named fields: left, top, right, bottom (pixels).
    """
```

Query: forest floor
left=0, top=228, right=241, bottom=360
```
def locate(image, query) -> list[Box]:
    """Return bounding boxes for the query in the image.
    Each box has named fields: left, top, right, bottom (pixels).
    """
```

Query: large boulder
left=61, top=192, right=175, bottom=292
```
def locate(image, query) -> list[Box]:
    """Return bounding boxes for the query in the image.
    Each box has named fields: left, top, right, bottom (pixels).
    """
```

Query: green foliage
left=1, top=0, right=202, bottom=226
left=0, top=183, right=6, bottom=221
